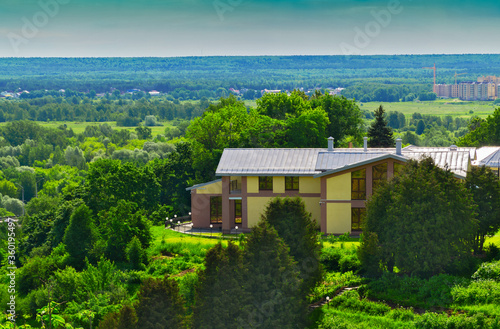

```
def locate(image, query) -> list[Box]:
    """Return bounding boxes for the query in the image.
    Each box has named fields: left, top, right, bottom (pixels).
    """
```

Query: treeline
left=2, top=54, right=500, bottom=99
left=0, top=96, right=208, bottom=122
left=341, top=83, right=437, bottom=102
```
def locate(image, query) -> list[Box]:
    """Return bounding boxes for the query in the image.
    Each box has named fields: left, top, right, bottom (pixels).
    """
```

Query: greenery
left=358, top=157, right=476, bottom=278
left=367, top=105, right=395, bottom=147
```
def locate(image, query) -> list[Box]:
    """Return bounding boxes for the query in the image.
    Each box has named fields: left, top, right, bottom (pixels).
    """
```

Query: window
left=234, top=200, right=242, bottom=224
left=259, top=176, right=273, bottom=190
left=351, top=169, right=366, bottom=200
left=351, top=208, right=366, bottom=231
left=285, top=177, right=299, bottom=190
left=210, top=196, right=222, bottom=224
left=372, top=163, right=388, bottom=192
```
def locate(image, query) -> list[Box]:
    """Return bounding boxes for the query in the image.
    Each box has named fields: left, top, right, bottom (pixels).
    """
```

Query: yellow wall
left=247, top=197, right=273, bottom=227
left=273, top=176, right=285, bottom=194
left=247, top=177, right=259, bottom=193
left=327, top=173, right=351, bottom=200
left=326, top=203, right=352, bottom=234
left=299, top=177, right=321, bottom=194
left=197, top=181, right=222, bottom=194
left=301, top=197, right=321, bottom=226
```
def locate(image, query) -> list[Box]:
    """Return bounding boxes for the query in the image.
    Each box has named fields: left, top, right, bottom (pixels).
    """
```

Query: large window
left=351, top=208, right=366, bottom=231
left=210, top=196, right=222, bottom=224
left=234, top=200, right=242, bottom=224
left=372, top=163, right=388, bottom=192
left=351, top=169, right=366, bottom=200
left=259, top=176, right=273, bottom=190
left=285, top=177, right=299, bottom=190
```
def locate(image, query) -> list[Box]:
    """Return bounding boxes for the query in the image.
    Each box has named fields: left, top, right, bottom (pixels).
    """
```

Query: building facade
left=187, top=139, right=473, bottom=235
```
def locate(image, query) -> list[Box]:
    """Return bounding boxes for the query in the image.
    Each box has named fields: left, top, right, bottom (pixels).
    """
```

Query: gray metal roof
left=477, top=148, right=500, bottom=168
left=216, top=148, right=324, bottom=176
left=316, top=152, right=391, bottom=171
left=404, top=145, right=476, bottom=159
left=215, top=147, right=471, bottom=178
left=402, top=151, right=470, bottom=177
left=186, top=179, right=222, bottom=191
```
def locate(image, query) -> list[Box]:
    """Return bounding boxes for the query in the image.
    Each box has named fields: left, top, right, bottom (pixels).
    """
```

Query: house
left=187, top=138, right=482, bottom=235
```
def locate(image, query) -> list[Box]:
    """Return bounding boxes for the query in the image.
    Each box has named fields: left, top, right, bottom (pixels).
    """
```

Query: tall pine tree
left=242, top=221, right=306, bottom=328
left=193, top=242, right=247, bottom=329
left=135, top=277, right=185, bottom=329
left=262, top=197, right=322, bottom=296
left=367, top=105, right=395, bottom=147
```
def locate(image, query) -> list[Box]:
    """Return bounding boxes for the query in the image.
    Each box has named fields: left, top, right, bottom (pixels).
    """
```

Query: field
left=0, top=121, right=171, bottom=136
left=360, top=99, right=498, bottom=118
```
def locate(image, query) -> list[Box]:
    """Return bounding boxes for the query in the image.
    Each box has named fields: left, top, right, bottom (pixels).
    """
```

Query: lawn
left=0, top=120, right=171, bottom=136
left=360, top=100, right=498, bottom=119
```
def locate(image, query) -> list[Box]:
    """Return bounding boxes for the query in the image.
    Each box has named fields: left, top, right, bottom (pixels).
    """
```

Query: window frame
left=285, top=176, right=299, bottom=191
left=210, top=196, right=222, bottom=224
left=351, top=169, right=366, bottom=200
left=234, top=199, right=242, bottom=224
left=259, top=176, right=273, bottom=190
left=351, top=208, right=366, bottom=232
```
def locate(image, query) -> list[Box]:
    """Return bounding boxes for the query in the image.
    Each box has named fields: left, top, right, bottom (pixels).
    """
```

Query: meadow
left=360, top=99, right=498, bottom=118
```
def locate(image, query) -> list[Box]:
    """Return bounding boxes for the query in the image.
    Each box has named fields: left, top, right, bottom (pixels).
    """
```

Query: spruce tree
left=359, top=157, right=475, bottom=278
left=135, top=277, right=185, bottom=329
left=242, top=221, right=306, bottom=328
left=193, top=242, right=247, bottom=329
left=262, top=197, right=322, bottom=296
left=367, top=105, right=395, bottom=147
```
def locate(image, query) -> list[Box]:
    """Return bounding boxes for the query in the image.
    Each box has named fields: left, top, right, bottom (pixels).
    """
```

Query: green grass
left=486, top=230, right=500, bottom=246
left=0, top=120, right=171, bottom=136
left=360, top=100, right=498, bottom=118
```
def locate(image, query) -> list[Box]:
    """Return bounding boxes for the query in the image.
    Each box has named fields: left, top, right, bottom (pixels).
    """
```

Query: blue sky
left=1, top=0, right=499, bottom=57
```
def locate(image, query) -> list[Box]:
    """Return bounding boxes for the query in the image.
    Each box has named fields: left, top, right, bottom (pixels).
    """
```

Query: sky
left=1, top=0, right=500, bottom=57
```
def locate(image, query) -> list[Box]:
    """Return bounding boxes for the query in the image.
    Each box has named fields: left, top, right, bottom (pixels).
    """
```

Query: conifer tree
left=242, top=221, right=306, bottom=328
left=193, top=242, right=246, bottom=329
left=262, top=197, right=322, bottom=296
left=367, top=105, right=395, bottom=147
left=359, top=157, right=475, bottom=278
left=135, top=277, right=185, bottom=329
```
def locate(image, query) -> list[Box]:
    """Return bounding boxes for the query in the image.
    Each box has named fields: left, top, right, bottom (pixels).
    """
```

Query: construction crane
left=422, top=63, right=437, bottom=93
left=454, top=71, right=466, bottom=85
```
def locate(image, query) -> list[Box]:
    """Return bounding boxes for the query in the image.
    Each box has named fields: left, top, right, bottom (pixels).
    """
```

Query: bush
left=367, top=273, right=467, bottom=309
left=451, top=280, right=500, bottom=305
left=329, top=290, right=391, bottom=316
left=472, top=260, right=500, bottom=281
left=321, top=244, right=361, bottom=273
left=415, top=312, right=491, bottom=329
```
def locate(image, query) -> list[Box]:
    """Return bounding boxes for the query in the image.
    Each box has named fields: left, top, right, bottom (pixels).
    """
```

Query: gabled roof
left=215, top=147, right=472, bottom=178
left=404, top=145, right=476, bottom=159
left=477, top=148, right=500, bottom=168
left=315, top=152, right=395, bottom=171
left=186, top=179, right=222, bottom=191
left=403, top=151, right=470, bottom=178
left=216, top=148, right=324, bottom=176
left=314, top=153, right=408, bottom=178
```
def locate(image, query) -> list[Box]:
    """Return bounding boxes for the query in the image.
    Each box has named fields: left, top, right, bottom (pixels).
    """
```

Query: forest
left=0, top=87, right=499, bottom=328
left=2, top=54, right=500, bottom=102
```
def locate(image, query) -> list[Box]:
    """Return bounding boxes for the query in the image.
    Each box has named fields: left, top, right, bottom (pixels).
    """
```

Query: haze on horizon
left=1, top=0, right=499, bottom=58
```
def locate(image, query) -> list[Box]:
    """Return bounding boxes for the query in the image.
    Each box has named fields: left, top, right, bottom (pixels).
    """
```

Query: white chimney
left=328, top=137, right=334, bottom=151
left=363, top=137, right=368, bottom=152
left=396, top=138, right=402, bottom=155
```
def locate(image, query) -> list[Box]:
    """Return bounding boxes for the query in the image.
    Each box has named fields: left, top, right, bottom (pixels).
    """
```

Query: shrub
left=329, top=290, right=391, bottom=316
left=451, top=280, right=500, bottom=305
left=472, top=260, right=500, bottom=281
left=321, top=244, right=361, bottom=273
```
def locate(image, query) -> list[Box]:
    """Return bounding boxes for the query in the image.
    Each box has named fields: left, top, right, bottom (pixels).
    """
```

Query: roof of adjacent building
left=215, top=146, right=473, bottom=178
left=477, top=148, right=500, bottom=167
